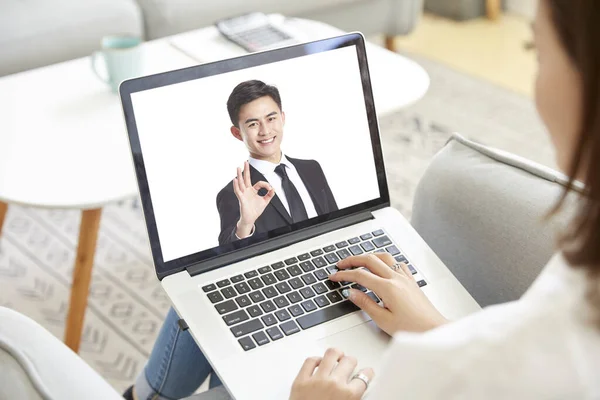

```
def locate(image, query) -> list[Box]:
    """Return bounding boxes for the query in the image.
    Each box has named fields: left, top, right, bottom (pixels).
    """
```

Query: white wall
left=506, top=0, right=536, bottom=19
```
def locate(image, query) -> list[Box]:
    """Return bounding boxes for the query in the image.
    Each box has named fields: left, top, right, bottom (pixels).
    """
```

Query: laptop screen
left=121, top=34, right=389, bottom=278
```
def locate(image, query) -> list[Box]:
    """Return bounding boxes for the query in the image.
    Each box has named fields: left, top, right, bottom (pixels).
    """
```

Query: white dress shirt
left=367, top=252, right=600, bottom=399
left=249, top=154, right=318, bottom=219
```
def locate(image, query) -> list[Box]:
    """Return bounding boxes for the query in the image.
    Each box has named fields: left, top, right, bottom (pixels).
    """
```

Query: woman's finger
left=331, top=355, right=357, bottom=381
left=296, top=356, right=322, bottom=380
left=315, top=348, right=344, bottom=377
left=348, top=367, right=375, bottom=396
left=371, top=251, right=396, bottom=267
left=343, top=288, right=389, bottom=328
left=337, top=254, right=394, bottom=279
left=330, top=268, right=386, bottom=293
left=243, top=161, right=252, bottom=188
left=398, top=262, right=415, bottom=281
left=236, top=167, right=245, bottom=192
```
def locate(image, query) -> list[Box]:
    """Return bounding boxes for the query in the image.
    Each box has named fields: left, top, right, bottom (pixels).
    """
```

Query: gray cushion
left=411, top=134, right=577, bottom=307
left=0, top=0, right=143, bottom=76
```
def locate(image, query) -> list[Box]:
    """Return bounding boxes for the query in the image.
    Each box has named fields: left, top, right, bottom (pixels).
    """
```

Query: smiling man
left=216, top=80, right=338, bottom=245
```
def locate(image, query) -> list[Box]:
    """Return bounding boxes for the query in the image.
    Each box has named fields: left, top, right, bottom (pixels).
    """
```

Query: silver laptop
left=119, top=33, right=479, bottom=399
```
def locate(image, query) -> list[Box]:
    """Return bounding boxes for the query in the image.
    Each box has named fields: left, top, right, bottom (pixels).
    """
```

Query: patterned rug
left=0, top=52, right=553, bottom=393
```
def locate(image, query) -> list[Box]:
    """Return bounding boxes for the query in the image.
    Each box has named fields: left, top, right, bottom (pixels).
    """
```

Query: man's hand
left=233, top=161, right=275, bottom=238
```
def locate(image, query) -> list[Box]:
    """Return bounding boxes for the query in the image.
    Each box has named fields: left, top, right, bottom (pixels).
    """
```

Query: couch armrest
left=410, top=134, right=574, bottom=307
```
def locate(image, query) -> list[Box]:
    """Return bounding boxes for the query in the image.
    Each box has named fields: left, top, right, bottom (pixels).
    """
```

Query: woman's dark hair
left=547, top=0, right=600, bottom=314
left=227, top=80, right=282, bottom=127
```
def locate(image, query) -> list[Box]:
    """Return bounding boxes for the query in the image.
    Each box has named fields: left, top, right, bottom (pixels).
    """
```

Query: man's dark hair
left=227, top=80, right=282, bottom=127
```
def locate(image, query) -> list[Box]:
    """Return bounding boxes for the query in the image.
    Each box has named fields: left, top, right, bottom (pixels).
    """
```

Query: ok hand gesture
left=233, top=161, right=275, bottom=238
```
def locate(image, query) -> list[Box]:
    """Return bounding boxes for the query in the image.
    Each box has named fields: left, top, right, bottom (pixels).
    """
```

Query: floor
left=391, top=13, right=537, bottom=97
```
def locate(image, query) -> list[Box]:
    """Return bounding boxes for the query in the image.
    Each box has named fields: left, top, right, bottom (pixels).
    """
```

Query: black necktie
left=274, top=164, right=309, bottom=223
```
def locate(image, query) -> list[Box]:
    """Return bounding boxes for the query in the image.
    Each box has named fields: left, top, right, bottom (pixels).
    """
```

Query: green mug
left=91, top=36, right=143, bottom=93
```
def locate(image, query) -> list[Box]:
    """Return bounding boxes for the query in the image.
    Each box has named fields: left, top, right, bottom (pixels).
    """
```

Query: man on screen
left=216, top=80, right=338, bottom=245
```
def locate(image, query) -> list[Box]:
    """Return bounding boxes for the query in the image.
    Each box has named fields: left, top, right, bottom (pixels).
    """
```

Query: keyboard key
left=271, top=261, right=285, bottom=270
left=244, top=270, right=258, bottom=279
left=262, top=286, right=278, bottom=298
left=297, top=301, right=359, bottom=329
left=325, top=253, right=340, bottom=264
left=312, top=282, right=328, bottom=294
left=298, top=253, right=311, bottom=261
left=360, top=233, right=373, bottom=240
left=300, top=287, right=316, bottom=299
left=274, top=270, right=291, bottom=281
left=351, top=284, right=368, bottom=292
left=287, top=265, right=303, bottom=276
left=300, top=261, right=315, bottom=272
left=310, top=249, right=324, bottom=257
left=275, top=309, right=291, bottom=321
left=367, top=291, right=380, bottom=303
left=261, top=273, right=277, bottom=286
left=207, top=291, right=224, bottom=304
left=250, top=291, right=266, bottom=303
left=326, top=291, right=343, bottom=303
left=326, top=266, right=339, bottom=275
left=289, top=277, right=304, bottom=289
left=231, top=275, right=244, bottom=283
left=221, top=287, right=237, bottom=299
left=234, top=282, right=251, bottom=295
left=252, top=331, right=270, bottom=346
left=301, top=299, right=317, bottom=313
left=261, top=313, right=277, bottom=326
left=314, top=269, right=328, bottom=281
left=385, top=245, right=400, bottom=256
left=280, top=320, right=301, bottom=335
left=238, top=336, right=256, bottom=351
left=336, top=249, right=351, bottom=260
left=301, top=273, right=317, bottom=285
left=287, top=291, right=303, bottom=304
left=215, top=299, right=238, bottom=315
left=275, top=282, right=292, bottom=294
left=349, top=245, right=364, bottom=256
left=395, top=255, right=408, bottom=263
left=274, top=296, right=290, bottom=308
left=258, top=266, right=272, bottom=274
left=323, top=245, right=336, bottom=253
left=247, top=305, right=263, bottom=317
left=324, top=280, right=341, bottom=290
left=372, top=229, right=384, bottom=236
left=335, top=241, right=348, bottom=248
left=288, top=304, right=304, bottom=317
left=217, top=279, right=230, bottom=288
left=266, top=326, right=284, bottom=341
left=417, top=280, right=427, bottom=287
left=361, top=241, right=375, bottom=252
left=248, top=277, right=264, bottom=290
left=315, top=295, right=330, bottom=308
left=348, top=237, right=361, bottom=245
left=235, top=295, right=251, bottom=307
left=285, top=257, right=298, bottom=265
left=373, top=236, right=392, bottom=248
left=312, top=257, right=327, bottom=268
left=231, top=319, right=263, bottom=337
left=408, top=264, right=417, bottom=275
left=223, top=309, right=249, bottom=326
left=260, top=300, right=276, bottom=313
left=202, top=284, right=216, bottom=292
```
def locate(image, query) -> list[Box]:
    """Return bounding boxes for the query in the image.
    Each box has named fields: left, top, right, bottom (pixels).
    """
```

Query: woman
left=127, top=0, right=600, bottom=398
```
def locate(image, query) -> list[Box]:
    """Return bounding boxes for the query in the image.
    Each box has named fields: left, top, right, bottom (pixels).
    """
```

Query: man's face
left=231, top=96, right=285, bottom=163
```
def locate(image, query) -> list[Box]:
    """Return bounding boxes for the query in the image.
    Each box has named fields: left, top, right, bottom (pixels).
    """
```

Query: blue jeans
left=135, top=308, right=222, bottom=400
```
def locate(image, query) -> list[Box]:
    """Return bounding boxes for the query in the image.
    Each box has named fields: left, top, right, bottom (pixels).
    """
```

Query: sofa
left=0, top=135, right=571, bottom=399
left=0, top=0, right=424, bottom=77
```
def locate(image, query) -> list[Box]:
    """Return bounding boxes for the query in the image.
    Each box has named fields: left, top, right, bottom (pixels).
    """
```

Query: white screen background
left=132, top=46, right=381, bottom=262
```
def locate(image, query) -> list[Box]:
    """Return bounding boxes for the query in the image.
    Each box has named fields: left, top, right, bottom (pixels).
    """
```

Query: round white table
left=0, top=18, right=429, bottom=353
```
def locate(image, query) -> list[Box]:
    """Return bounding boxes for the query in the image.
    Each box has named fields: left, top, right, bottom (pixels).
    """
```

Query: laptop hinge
left=186, top=211, right=374, bottom=277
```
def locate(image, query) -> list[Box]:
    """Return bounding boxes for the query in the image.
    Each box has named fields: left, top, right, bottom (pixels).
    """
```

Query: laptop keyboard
left=201, top=229, right=427, bottom=351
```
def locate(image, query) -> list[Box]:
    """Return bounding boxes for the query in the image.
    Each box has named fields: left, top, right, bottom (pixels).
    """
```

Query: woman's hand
left=330, top=253, right=448, bottom=335
left=290, top=348, right=373, bottom=400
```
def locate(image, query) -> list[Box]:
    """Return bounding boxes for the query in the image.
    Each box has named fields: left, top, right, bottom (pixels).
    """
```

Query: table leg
left=0, top=201, right=7, bottom=237
left=385, top=35, right=396, bottom=52
left=486, top=0, right=501, bottom=20
left=64, top=208, right=102, bottom=353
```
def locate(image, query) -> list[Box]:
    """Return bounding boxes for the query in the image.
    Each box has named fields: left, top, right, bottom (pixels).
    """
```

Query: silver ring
left=390, top=263, right=402, bottom=272
left=351, top=372, right=370, bottom=389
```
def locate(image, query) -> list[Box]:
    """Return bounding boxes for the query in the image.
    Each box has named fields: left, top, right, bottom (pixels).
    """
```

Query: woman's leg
left=134, top=308, right=222, bottom=400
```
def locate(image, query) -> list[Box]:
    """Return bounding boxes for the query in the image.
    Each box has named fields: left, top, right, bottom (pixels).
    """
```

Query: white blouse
left=367, top=253, right=600, bottom=399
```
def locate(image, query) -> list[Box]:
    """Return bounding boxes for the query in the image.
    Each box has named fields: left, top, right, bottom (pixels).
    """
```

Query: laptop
left=119, top=33, right=480, bottom=399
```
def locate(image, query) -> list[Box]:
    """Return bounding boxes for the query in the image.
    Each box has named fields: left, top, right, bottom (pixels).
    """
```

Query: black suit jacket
left=216, top=157, right=338, bottom=245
